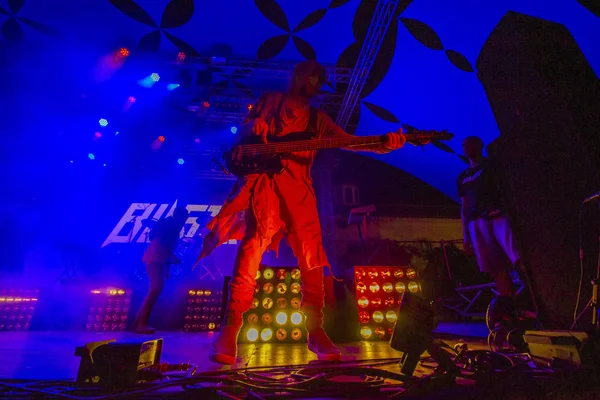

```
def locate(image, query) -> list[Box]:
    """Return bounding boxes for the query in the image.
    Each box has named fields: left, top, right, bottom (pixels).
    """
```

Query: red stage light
left=177, top=52, right=186, bottom=61
left=203, top=101, right=210, bottom=108
left=158, top=135, right=165, bottom=142
left=239, top=266, right=305, bottom=343
left=95, top=132, right=102, bottom=138
left=128, top=96, right=136, bottom=103
left=119, top=48, right=130, bottom=57
left=353, top=266, right=421, bottom=341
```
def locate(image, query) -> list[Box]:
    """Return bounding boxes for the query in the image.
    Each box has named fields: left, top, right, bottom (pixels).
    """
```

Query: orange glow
left=204, top=290, right=212, bottom=296
left=360, top=326, right=372, bottom=339
left=291, top=269, right=301, bottom=280
left=119, top=48, right=130, bottom=57
left=369, top=282, right=380, bottom=293
left=158, top=135, right=166, bottom=142
left=372, top=311, right=384, bottom=323
left=406, top=269, right=417, bottom=279
left=408, top=281, right=420, bottom=293
left=290, top=282, right=301, bottom=294
left=358, top=311, right=370, bottom=324
left=356, top=282, right=367, bottom=293
left=188, top=290, right=196, bottom=296
left=291, top=328, right=302, bottom=340
left=255, top=270, right=261, bottom=280
left=263, top=283, right=274, bottom=294
left=290, top=297, right=301, bottom=309
left=261, top=313, right=272, bottom=325
left=355, top=268, right=365, bottom=280
left=247, top=104, right=253, bottom=110
left=276, top=269, right=287, bottom=280
left=251, top=298, right=259, bottom=309
left=276, top=283, right=287, bottom=294
left=393, top=269, right=404, bottom=279
left=276, top=328, right=287, bottom=340
left=381, top=269, right=391, bottom=278
left=262, top=297, right=273, bottom=309
left=357, top=296, right=369, bottom=308
left=395, top=282, right=406, bottom=293
left=368, top=270, right=378, bottom=279
left=371, top=298, right=382, bottom=307
left=208, top=322, right=215, bottom=330
left=247, top=313, right=258, bottom=324
left=374, top=327, right=386, bottom=339
left=382, top=282, right=393, bottom=293
left=385, top=310, right=397, bottom=323
left=276, top=297, right=287, bottom=308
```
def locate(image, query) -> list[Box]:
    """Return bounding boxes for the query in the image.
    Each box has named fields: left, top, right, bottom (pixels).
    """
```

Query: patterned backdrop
left=1, top=0, right=598, bottom=197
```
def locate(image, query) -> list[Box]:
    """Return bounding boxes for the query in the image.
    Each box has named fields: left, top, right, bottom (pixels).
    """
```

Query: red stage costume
left=198, top=61, right=405, bottom=364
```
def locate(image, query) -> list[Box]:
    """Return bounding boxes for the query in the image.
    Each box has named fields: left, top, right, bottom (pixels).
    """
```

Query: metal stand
left=591, top=234, right=600, bottom=327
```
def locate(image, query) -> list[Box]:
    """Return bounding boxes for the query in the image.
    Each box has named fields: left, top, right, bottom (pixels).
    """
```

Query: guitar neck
left=253, top=136, right=385, bottom=155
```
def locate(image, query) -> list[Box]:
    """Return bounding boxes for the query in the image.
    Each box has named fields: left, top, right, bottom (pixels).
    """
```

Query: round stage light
left=261, top=328, right=273, bottom=341
left=251, top=298, right=259, bottom=309
left=197, top=290, right=205, bottom=296
left=393, top=269, right=404, bottom=279
left=117, top=289, right=125, bottom=295
left=208, top=322, right=215, bottom=330
left=358, top=311, right=370, bottom=324
left=291, top=269, right=301, bottom=280
left=369, top=282, right=380, bottom=293
left=277, top=269, right=287, bottom=280
left=276, top=328, right=287, bottom=340
left=385, top=296, right=395, bottom=306
left=262, top=313, right=272, bottom=325
left=276, top=297, right=287, bottom=309
left=406, top=269, right=417, bottom=279
left=231, top=126, right=237, bottom=134
left=188, top=290, right=196, bottom=296
left=395, top=282, right=406, bottom=293
left=276, top=283, right=287, bottom=294
left=247, top=328, right=259, bottom=342
left=356, top=282, right=366, bottom=293
left=374, top=327, right=386, bottom=339
left=109, top=289, right=117, bottom=295
left=119, top=48, right=129, bottom=57
left=291, top=328, right=302, bottom=340
left=290, top=312, right=303, bottom=325
left=355, top=268, right=365, bottom=280
left=262, top=298, right=273, bottom=309
left=360, top=326, right=372, bottom=339
left=382, top=282, right=393, bottom=293
left=371, top=298, right=382, bottom=307
left=408, top=281, right=419, bottom=293
left=275, top=312, right=287, bottom=325
left=263, top=268, right=274, bottom=280
left=255, top=270, right=261, bottom=280
left=357, top=297, right=369, bottom=308
left=372, top=311, right=384, bottom=323
left=290, top=283, right=301, bottom=294
left=381, top=269, right=391, bottom=278
left=205, top=290, right=212, bottom=296
left=158, top=135, right=166, bottom=142
left=247, top=313, right=258, bottom=325
left=263, top=283, right=273, bottom=294
left=290, top=297, right=301, bottom=309
left=368, top=270, right=378, bottom=279
left=385, top=310, right=397, bottom=323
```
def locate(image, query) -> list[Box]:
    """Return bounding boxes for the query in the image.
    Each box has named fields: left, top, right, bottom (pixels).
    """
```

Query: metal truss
left=336, top=0, right=400, bottom=131
left=168, top=57, right=355, bottom=124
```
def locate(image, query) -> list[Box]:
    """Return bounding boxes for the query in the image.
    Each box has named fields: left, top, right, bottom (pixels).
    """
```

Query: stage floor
left=1, top=322, right=489, bottom=380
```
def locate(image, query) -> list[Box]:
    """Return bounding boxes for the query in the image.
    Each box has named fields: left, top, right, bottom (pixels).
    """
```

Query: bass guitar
left=223, top=128, right=453, bottom=177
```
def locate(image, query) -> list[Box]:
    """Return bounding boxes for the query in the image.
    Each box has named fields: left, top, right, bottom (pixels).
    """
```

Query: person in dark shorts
left=458, top=136, right=536, bottom=319
left=132, top=207, right=189, bottom=334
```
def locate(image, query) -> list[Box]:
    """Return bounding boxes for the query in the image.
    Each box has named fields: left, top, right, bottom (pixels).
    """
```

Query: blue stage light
left=103, top=163, right=107, bottom=167
left=88, top=153, right=95, bottom=160
left=167, top=83, right=180, bottom=91
left=115, top=131, right=120, bottom=136
left=231, top=126, right=237, bottom=134
left=177, top=158, right=185, bottom=165
left=99, top=118, right=108, bottom=127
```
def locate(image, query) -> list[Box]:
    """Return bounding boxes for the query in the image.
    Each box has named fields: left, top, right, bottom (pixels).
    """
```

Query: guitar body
left=224, top=131, right=316, bottom=177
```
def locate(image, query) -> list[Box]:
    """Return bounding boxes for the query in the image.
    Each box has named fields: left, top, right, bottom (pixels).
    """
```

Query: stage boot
left=301, top=267, right=342, bottom=362
left=209, top=307, right=246, bottom=365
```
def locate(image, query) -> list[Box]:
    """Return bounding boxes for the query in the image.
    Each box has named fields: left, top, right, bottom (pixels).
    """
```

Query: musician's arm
left=318, top=113, right=392, bottom=153
left=239, top=93, right=272, bottom=138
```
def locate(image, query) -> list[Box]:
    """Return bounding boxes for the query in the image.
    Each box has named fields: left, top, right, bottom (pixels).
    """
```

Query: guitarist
left=200, top=60, right=406, bottom=364
left=132, top=207, right=189, bottom=334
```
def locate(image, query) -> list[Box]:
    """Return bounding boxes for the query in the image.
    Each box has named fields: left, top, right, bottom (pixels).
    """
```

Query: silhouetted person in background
left=132, top=207, right=189, bottom=334
left=458, top=136, right=534, bottom=319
